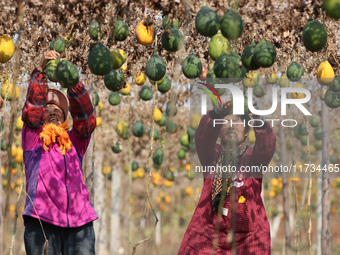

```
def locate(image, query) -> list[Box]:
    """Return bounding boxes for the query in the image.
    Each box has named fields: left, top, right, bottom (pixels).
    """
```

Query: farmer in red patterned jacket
left=22, top=51, right=97, bottom=255
left=178, top=101, right=276, bottom=254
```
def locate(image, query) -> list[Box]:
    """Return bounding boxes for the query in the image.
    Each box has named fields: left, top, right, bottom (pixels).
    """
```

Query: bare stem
left=131, top=83, right=159, bottom=255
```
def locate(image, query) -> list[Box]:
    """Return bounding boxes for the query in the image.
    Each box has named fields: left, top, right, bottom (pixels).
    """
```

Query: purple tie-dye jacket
left=21, top=68, right=98, bottom=228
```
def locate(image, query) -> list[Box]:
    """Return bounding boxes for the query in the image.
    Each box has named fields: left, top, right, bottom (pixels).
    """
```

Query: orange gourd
left=136, top=19, right=155, bottom=46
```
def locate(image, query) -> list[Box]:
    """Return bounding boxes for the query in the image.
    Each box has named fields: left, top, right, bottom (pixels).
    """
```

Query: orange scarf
left=40, top=118, right=72, bottom=155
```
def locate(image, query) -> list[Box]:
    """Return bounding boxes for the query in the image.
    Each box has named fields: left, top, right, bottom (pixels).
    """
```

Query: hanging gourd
left=161, top=25, right=184, bottom=52
left=241, top=41, right=260, bottom=71
left=214, top=52, right=246, bottom=83
left=253, top=39, right=276, bottom=68
left=46, top=58, right=61, bottom=82
left=302, top=19, right=327, bottom=52
left=49, top=37, right=70, bottom=54
left=146, top=55, right=166, bottom=81
left=287, top=61, right=304, bottom=82
left=88, top=42, right=113, bottom=75
left=208, top=32, right=229, bottom=61
left=114, top=19, right=129, bottom=41
left=253, top=86, right=265, bottom=97
left=324, top=88, right=340, bottom=108
left=243, top=72, right=259, bottom=88
left=162, top=16, right=179, bottom=29
left=0, top=34, right=14, bottom=63
left=329, top=75, right=340, bottom=92
left=89, top=20, right=104, bottom=41
left=136, top=19, right=155, bottom=46
left=317, top=59, right=335, bottom=86
left=182, top=52, right=203, bottom=79
left=146, top=36, right=166, bottom=81
left=104, top=69, right=125, bottom=91
left=220, top=9, right=244, bottom=40
left=279, top=74, right=290, bottom=88
left=291, top=83, right=306, bottom=99
left=266, top=73, right=278, bottom=84
left=157, top=76, right=172, bottom=93
left=322, top=0, right=340, bottom=20
left=195, top=4, right=220, bottom=37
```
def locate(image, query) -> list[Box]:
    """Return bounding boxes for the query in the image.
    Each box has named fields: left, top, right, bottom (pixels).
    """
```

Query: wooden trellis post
left=279, top=123, right=291, bottom=255
left=111, top=166, right=121, bottom=255
left=93, top=149, right=108, bottom=255
left=321, top=102, right=330, bottom=254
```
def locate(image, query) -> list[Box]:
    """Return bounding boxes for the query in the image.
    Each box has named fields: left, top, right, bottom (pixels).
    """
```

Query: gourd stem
left=284, top=58, right=287, bottom=73
left=154, top=33, right=157, bottom=55
left=98, top=24, right=101, bottom=41
left=202, top=0, right=206, bottom=7
left=308, top=10, right=312, bottom=20
left=228, top=0, right=231, bottom=8
left=232, top=40, right=237, bottom=52
left=293, top=51, right=296, bottom=62
left=331, top=51, right=340, bottom=75
left=136, top=101, right=140, bottom=121
left=262, top=24, right=265, bottom=39
left=111, top=16, right=116, bottom=46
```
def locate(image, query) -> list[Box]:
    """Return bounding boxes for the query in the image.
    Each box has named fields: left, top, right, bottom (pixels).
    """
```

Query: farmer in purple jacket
left=178, top=101, right=276, bottom=254
left=22, top=51, right=97, bottom=255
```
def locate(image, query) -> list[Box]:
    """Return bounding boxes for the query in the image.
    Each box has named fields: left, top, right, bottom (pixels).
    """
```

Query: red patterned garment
left=178, top=110, right=276, bottom=254
left=22, top=68, right=96, bottom=137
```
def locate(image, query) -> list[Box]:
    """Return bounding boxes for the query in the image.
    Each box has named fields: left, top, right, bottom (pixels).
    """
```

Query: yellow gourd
left=116, top=121, right=128, bottom=135
left=185, top=186, right=193, bottom=197
left=136, top=20, right=155, bottom=46
left=16, top=116, right=23, bottom=131
left=136, top=167, right=145, bottom=178
left=152, top=172, right=163, bottom=185
left=271, top=178, right=279, bottom=187
left=98, top=102, right=104, bottom=112
left=102, top=166, right=111, bottom=175
left=135, top=72, right=146, bottom=85
left=150, top=75, right=165, bottom=85
left=1, top=80, right=19, bottom=101
left=120, top=82, right=130, bottom=95
left=11, top=145, right=17, bottom=157
left=154, top=108, right=162, bottom=122
left=0, top=34, right=15, bottom=63
left=291, top=83, right=306, bottom=99
left=15, top=86, right=20, bottom=100
left=111, top=49, right=126, bottom=69
left=243, top=72, right=259, bottom=88
left=317, top=60, right=334, bottom=86
left=248, top=129, right=256, bottom=143
left=96, top=117, right=101, bottom=127
left=121, top=62, right=127, bottom=71
left=164, top=180, right=173, bottom=187
left=279, top=74, right=290, bottom=88
left=165, top=195, right=171, bottom=204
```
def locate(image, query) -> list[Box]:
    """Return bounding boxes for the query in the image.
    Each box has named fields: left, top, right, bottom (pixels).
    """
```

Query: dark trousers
left=24, top=216, right=95, bottom=255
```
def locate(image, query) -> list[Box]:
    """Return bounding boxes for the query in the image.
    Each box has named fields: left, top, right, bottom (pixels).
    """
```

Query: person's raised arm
left=246, top=115, right=277, bottom=183
left=22, top=51, right=60, bottom=128
left=247, top=98, right=276, bottom=168
left=195, top=103, right=229, bottom=168
left=251, top=118, right=276, bottom=166
left=68, top=82, right=96, bottom=139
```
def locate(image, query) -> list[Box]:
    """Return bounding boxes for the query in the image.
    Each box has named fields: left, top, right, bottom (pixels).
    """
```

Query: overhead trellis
left=0, top=0, right=339, bottom=86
